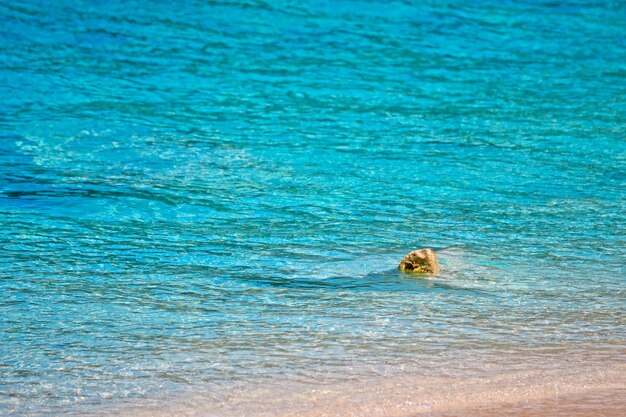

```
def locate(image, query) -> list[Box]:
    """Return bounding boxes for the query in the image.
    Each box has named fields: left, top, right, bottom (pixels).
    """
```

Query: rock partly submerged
left=398, top=248, right=439, bottom=275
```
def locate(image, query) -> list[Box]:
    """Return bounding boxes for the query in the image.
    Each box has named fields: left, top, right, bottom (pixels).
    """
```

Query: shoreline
left=106, top=355, right=626, bottom=417
left=428, top=388, right=626, bottom=417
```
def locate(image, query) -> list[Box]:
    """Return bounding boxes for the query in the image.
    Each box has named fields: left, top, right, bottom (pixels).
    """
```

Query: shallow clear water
left=1, top=0, right=625, bottom=415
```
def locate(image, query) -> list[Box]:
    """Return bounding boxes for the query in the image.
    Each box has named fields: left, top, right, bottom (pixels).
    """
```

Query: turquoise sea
left=1, top=1, right=625, bottom=416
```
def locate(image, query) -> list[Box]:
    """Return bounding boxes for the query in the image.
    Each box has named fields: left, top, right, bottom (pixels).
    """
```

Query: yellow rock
left=398, top=248, right=439, bottom=274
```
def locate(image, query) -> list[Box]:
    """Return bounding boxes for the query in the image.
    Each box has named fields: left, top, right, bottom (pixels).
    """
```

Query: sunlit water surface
left=1, top=0, right=625, bottom=415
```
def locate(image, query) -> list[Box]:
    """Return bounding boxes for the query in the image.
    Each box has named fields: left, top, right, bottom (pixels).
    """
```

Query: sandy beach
left=434, top=389, right=626, bottom=417
left=109, top=354, right=626, bottom=417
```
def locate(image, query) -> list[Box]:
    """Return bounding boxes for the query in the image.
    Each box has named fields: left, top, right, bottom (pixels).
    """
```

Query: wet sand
left=431, top=388, right=626, bottom=417
left=112, top=356, right=626, bottom=417
left=118, top=386, right=626, bottom=417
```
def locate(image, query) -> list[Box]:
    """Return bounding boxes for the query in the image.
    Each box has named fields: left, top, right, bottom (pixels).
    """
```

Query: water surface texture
left=1, top=0, right=625, bottom=415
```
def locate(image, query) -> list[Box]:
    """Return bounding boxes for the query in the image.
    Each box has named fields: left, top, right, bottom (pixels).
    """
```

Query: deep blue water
left=1, top=0, right=625, bottom=415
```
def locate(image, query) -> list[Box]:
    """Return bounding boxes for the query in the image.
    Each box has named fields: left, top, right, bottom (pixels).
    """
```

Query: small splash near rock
left=398, top=249, right=439, bottom=274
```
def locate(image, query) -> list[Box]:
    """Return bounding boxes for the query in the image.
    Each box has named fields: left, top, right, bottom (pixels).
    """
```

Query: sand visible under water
left=108, top=354, right=625, bottom=417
